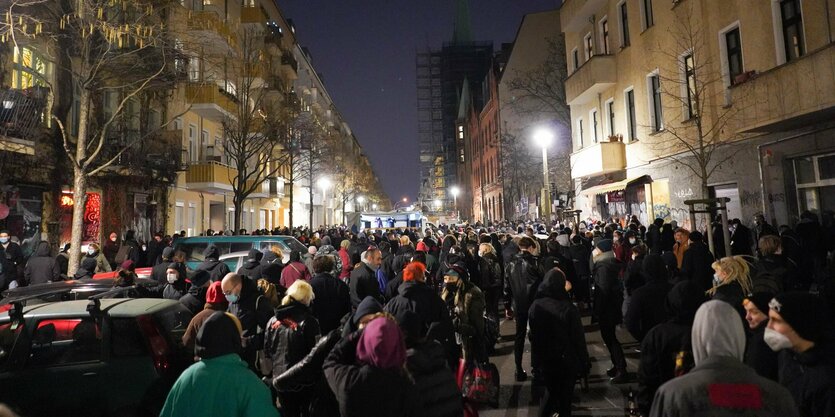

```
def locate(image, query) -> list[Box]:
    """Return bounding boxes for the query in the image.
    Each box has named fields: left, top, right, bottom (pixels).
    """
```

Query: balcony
left=175, top=6, right=237, bottom=53
left=280, top=51, right=299, bottom=80
left=185, top=83, right=238, bottom=121
left=0, top=87, right=47, bottom=154
left=560, top=0, right=609, bottom=32
left=565, top=55, right=616, bottom=105
left=185, top=160, right=237, bottom=193
left=101, top=129, right=183, bottom=177
left=570, top=140, right=626, bottom=179
left=240, top=6, right=267, bottom=25
left=731, top=42, right=835, bottom=133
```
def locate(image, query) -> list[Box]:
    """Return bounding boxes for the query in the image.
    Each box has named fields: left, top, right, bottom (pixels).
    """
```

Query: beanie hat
left=188, top=269, right=211, bottom=288
left=596, top=239, right=613, bottom=253
left=744, top=292, right=774, bottom=316
left=120, top=260, right=135, bottom=271
left=195, top=312, right=243, bottom=360
left=769, top=292, right=830, bottom=342
left=689, top=231, right=704, bottom=242
left=161, top=247, right=175, bottom=260
left=416, top=241, right=429, bottom=252
left=356, top=317, right=406, bottom=371
left=205, top=281, right=227, bottom=305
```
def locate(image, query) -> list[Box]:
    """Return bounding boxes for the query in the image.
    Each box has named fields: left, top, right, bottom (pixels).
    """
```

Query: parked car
left=0, top=294, right=193, bottom=417
left=219, top=251, right=250, bottom=273
left=1, top=278, right=160, bottom=309
left=92, top=267, right=153, bottom=280
left=173, top=236, right=306, bottom=269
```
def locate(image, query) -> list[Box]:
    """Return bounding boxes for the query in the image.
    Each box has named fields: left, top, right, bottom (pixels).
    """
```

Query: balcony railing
left=100, top=129, right=183, bottom=176
left=280, top=51, right=298, bottom=79
left=565, top=54, right=616, bottom=105
left=185, top=160, right=236, bottom=192
left=185, top=82, right=239, bottom=120
left=570, top=140, right=626, bottom=179
left=0, top=87, right=48, bottom=142
left=240, top=6, right=267, bottom=25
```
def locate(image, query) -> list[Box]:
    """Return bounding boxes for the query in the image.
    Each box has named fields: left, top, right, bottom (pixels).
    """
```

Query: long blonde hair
left=708, top=256, right=752, bottom=296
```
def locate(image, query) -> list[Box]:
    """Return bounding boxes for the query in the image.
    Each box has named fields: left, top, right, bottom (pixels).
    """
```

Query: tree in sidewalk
left=290, top=112, right=334, bottom=228
left=2, top=0, right=184, bottom=274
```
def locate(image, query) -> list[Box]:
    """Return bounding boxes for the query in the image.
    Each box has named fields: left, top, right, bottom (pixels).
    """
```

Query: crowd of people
left=1, top=208, right=834, bottom=417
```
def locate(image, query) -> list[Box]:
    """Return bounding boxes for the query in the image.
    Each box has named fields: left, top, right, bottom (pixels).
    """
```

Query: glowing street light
left=356, top=195, right=365, bottom=212
left=532, top=128, right=554, bottom=222
left=433, top=199, right=442, bottom=209
left=318, top=177, right=331, bottom=225
left=372, top=203, right=378, bottom=210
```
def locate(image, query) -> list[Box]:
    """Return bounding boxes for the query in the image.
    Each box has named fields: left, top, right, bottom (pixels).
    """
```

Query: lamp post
left=533, top=128, right=554, bottom=223
left=357, top=195, right=365, bottom=212
left=394, top=197, right=409, bottom=210
left=318, top=177, right=331, bottom=226
left=450, top=186, right=460, bottom=221
left=372, top=203, right=378, bottom=210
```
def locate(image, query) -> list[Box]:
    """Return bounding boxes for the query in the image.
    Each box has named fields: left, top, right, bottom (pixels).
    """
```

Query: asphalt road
left=480, top=312, right=641, bottom=417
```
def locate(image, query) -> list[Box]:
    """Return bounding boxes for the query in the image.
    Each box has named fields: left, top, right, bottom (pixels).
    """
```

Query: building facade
left=562, top=0, right=835, bottom=228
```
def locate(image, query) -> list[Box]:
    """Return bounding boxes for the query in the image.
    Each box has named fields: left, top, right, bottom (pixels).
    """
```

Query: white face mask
left=613, top=236, right=620, bottom=243
left=629, top=238, right=636, bottom=245
left=764, top=328, right=793, bottom=351
left=713, top=273, right=723, bottom=287
left=167, top=274, right=178, bottom=284
left=87, top=248, right=96, bottom=256
left=631, top=254, right=638, bottom=261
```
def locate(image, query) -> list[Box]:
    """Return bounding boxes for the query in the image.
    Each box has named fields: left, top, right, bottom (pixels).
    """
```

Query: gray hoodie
left=650, top=301, right=798, bottom=417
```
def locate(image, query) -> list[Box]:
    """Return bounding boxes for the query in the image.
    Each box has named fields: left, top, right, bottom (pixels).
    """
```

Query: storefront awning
left=580, top=175, right=653, bottom=196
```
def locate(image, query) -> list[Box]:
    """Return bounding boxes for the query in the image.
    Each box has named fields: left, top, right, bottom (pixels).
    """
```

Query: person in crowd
left=55, top=244, right=70, bottom=277
left=221, top=273, right=273, bottom=368
left=659, top=223, right=676, bottom=254
left=324, top=316, right=418, bottom=417
left=679, top=231, right=715, bottom=292
left=85, top=243, right=111, bottom=273
left=163, top=262, right=190, bottom=301
left=260, top=248, right=284, bottom=287
left=646, top=219, right=664, bottom=255
left=73, top=257, right=98, bottom=280
left=121, top=230, right=142, bottom=265
left=569, top=234, right=592, bottom=307
left=416, top=240, right=439, bottom=279
left=24, top=241, right=60, bottom=285
left=505, top=236, right=544, bottom=381
left=593, top=238, right=628, bottom=383
left=315, top=245, right=343, bottom=279
left=303, top=246, right=317, bottom=273
left=441, top=265, right=485, bottom=363
left=528, top=268, right=589, bottom=417
left=103, top=231, right=119, bottom=269
left=708, top=256, right=753, bottom=320
left=151, top=247, right=176, bottom=290
left=649, top=300, right=797, bottom=417
left=637, top=280, right=706, bottom=415
left=623, top=243, right=648, bottom=317
left=196, top=245, right=231, bottom=282
left=264, top=280, right=320, bottom=417
left=378, top=240, right=395, bottom=285
left=397, top=310, right=463, bottom=417
left=477, top=242, right=504, bottom=332
left=625, top=254, right=673, bottom=343
left=160, top=312, right=279, bottom=417
left=281, top=250, right=312, bottom=289
left=743, top=292, right=779, bottom=381
left=392, top=235, right=416, bottom=276
left=338, top=239, right=352, bottom=280
left=309, top=255, right=351, bottom=334
left=767, top=292, right=835, bottom=417
left=0, top=230, right=24, bottom=284
left=349, top=247, right=384, bottom=307
left=146, top=232, right=164, bottom=267
left=238, top=249, right=264, bottom=281
left=730, top=218, right=753, bottom=256
left=754, top=214, right=779, bottom=251
left=672, top=228, right=690, bottom=270
left=179, top=269, right=211, bottom=315
left=753, top=234, right=799, bottom=293
left=183, top=281, right=229, bottom=351
left=612, top=230, right=630, bottom=265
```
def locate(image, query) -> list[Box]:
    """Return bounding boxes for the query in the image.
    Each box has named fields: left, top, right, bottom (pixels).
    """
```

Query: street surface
left=482, top=313, right=641, bottom=417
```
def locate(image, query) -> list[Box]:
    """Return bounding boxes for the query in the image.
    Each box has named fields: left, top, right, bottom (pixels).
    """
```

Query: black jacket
left=406, top=340, right=463, bottom=417
left=163, top=279, right=189, bottom=301
left=260, top=251, right=284, bottom=287
left=349, top=263, right=383, bottom=307
left=730, top=224, right=753, bottom=256
left=227, top=277, right=273, bottom=340
left=309, top=272, right=352, bottom=333
left=504, top=251, right=544, bottom=317
left=273, top=329, right=342, bottom=417
left=592, top=251, right=623, bottom=325
left=385, top=281, right=454, bottom=346
left=712, top=280, right=746, bottom=321
left=753, top=254, right=799, bottom=293
left=477, top=252, right=503, bottom=291
left=383, top=271, right=404, bottom=301
left=528, top=274, right=589, bottom=378
left=779, top=341, right=835, bottom=417
left=24, top=241, right=60, bottom=285
left=239, top=260, right=264, bottom=281
left=179, top=285, right=208, bottom=315
left=679, top=241, right=715, bottom=292
left=744, top=322, right=779, bottom=381
left=264, top=302, right=321, bottom=379
left=624, top=255, right=672, bottom=343
left=196, top=246, right=230, bottom=282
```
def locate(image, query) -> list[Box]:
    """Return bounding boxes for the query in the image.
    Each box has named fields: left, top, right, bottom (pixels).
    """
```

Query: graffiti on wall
left=740, top=190, right=762, bottom=208
left=674, top=188, right=695, bottom=199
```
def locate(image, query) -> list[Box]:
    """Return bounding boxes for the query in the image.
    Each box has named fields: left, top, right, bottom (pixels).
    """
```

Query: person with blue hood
left=649, top=300, right=797, bottom=417
left=238, top=249, right=264, bottom=281
left=196, top=245, right=230, bottom=282
left=160, top=312, right=279, bottom=417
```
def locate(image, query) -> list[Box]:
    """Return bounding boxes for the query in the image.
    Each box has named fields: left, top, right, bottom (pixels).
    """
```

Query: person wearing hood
left=753, top=234, right=799, bottom=293
left=345, top=296, right=385, bottom=335
left=160, top=312, right=279, bottom=417
left=163, top=262, right=190, bottom=301
left=504, top=236, right=544, bottom=381
left=122, top=230, right=142, bottom=265
left=378, top=240, right=395, bottom=285
left=309, top=255, right=351, bottom=333
left=324, top=316, right=419, bottom=417
left=24, top=241, right=60, bottom=285
left=636, top=280, right=706, bottom=415
left=742, top=292, right=779, bottom=381
left=183, top=281, right=229, bottom=351
left=281, top=250, right=311, bottom=289
left=441, top=265, right=486, bottom=362
left=649, top=300, right=797, bottom=417
left=85, top=243, right=111, bottom=273
left=679, top=231, right=715, bottom=292
left=528, top=268, right=589, bottom=417
left=260, top=249, right=284, bottom=287
left=222, top=273, right=273, bottom=369
left=179, top=269, right=211, bottom=315
left=767, top=292, right=835, bottom=417
left=416, top=240, right=439, bottom=278
left=196, top=245, right=231, bottom=283
left=303, top=246, right=317, bottom=274
left=397, top=310, right=463, bottom=417
left=151, top=247, right=176, bottom=293
left=55, top=243, right=71, bottom=277
left=264, top=280, right=321, bottom=417
left=238, top=249, right=264, bottom=281
left=73, top=257, right=98, bottom=280
left=349, top=247, right=384, bottom=307
left=592, top=238, right=628, bottom=383
left=316, top=245, right=343, bottom=278
left=625, top=254, right=673, bottom=343
left=568, top=233, right=593, bottom=307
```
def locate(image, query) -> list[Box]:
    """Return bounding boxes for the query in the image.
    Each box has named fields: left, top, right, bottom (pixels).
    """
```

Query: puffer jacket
left=263, top=301, right=321, bottom=379
left=406, top=340, right=463, bottom=417
left=778, top=341, right=835, bottom=417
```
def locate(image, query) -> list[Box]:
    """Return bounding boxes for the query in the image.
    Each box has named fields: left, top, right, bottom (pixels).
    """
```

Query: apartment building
left=563, top=0, right=835, bottom=228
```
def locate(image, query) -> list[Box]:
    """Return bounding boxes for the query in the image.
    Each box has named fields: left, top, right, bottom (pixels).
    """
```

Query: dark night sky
left=280, top=0, right=560, bottom=203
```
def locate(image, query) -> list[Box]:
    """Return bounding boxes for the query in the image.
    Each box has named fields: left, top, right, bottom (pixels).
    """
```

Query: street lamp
left=372, top=203, right=378, bottom=210
left=450, top=186, right=460, bottom=220
left=318, top=177, right=331, bottom=225
left=394, top=197, right=409, bottom=210
left=533, top=128, right=554, bottom=223
left=433, top=199, right=442, bottom=210
left=357, top=195, right=365, bottom=212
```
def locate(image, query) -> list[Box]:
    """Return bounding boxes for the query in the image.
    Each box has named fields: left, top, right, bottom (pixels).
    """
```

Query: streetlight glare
left=402, top=197, right=408, bottom=202
left=372, top=204, right=378, bottom=210
left=318, top=177, right=332, bottom=189
left=533, top=128, right=555, bottom=148
left=450, top=186, right=460, bottom=197
left=357, top=196, right=365, bottom=203
left=433, top=199, right=442, bottom=207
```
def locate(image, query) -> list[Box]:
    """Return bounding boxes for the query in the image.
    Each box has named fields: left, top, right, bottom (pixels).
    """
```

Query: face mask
left=142, top=245, right=147, bottom=251
left=87, top=248, right=97, bottom=256
left=225, top=293, right=239, bottom=304
left=764, top=328, right=793, bottom=352
left=0, top=238, right=8, bottom=244
left=478, top=251, right=485, bottom=257
left=444, top=282, right=458, bottom=292
left=629, top=238, right=636, bottom=245
left=631, top=254, right=637, bottom=261
left=110, top=237, right=117, bottom=242
left=713, top=273, right=723, bottom=287
left=166, top=274, right=178, bottom=284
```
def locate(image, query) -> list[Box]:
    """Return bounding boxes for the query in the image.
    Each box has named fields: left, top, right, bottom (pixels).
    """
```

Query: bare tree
left=499, top=129, right=533, bottom=220
left=3, top=0, right=183, bottom=273
left=505, top=36, right=570, bottom=127
left=290, top=112, right=334, bottom=228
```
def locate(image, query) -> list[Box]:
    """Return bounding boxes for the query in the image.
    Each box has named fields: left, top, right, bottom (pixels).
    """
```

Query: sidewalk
left=481, top=314, right=641, bottom=417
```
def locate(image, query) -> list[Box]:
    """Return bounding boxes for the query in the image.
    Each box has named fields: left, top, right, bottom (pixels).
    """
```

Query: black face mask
left=444, top=282, right=458, bottom=292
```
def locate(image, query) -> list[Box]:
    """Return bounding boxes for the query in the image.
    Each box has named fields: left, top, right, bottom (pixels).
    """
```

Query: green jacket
left=160, top=354, right=280, bottom=417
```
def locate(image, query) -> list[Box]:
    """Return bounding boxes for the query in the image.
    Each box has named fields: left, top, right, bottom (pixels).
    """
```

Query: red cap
left=205, top=281, right=227, bottom=305
left=120, top=260, right=135, bottom=271
left=416, top=241, right=428, bottom=252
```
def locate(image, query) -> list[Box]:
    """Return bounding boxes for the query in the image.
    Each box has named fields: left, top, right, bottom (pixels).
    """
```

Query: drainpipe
left=827, top=0, right=833, bottom=44
left=199, top=192, right=205, bottom=234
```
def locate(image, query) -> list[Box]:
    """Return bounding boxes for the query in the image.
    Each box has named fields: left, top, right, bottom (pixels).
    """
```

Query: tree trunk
left=233, top=197, right=243, bottom=234
left=308, top=179, right=314, bottom=228
left=288, top=180, right=294, bottom=229
left=68, top=170, right=88, bottom=275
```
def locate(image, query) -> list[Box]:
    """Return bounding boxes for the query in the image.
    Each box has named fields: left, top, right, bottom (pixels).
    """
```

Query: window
left=601, top=18, right=610, bottom=54
left=619, top=1, right=631, bottom=47
left=175, top=202, right=184, bottom=232
left=641, top=0, right=654, bottom=30
left=572, top=48, right=580, bottom=72
left=780, top=0, right=804, bottom=61
left=28, top=319, right=101, bottom=367
left=725, top=27, right=744, bottom=85
left=201, top=130, right=209, bottom=160
left=188, top=204, right=196, bottom=237
left=11, top=46, right=50, bottom=89
left=590, top=109, right=599, bottom=143
left=648, top=73, right=664, bottom=132
left=683, top=53, right=697, bottom=119
left=625, top=88, right=637, bottom=141
left=577, top=118, right=585, bottom=148
left=584, top=33, right=594, bottom=61
left=606, top=99, right=616, bottom=137
left=188, top=124, right=198, bottom=162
